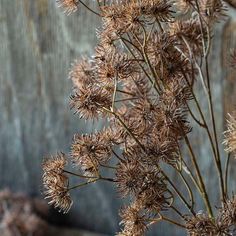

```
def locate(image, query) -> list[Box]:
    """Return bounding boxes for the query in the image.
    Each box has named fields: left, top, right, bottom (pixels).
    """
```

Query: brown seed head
left=218, top=195, right=236, bottom=227
left=69, top=59, right=95, bottom=88
left=70, top=85, right=112, bottom=120
left=199, top=0, right=227, bottom=24
left=42, top=153, right=73, bottom=213
left=175, top=0, right=195, bottom=13
left=42, top=152, right=67, bottom=174
left=137, top=0, right=174, bottom=22
left=71, top=131, right=112, bottom=176
left=56, top=0, right=79, bottom=15
left=119, top=203, right=147, bottom=236
left=169, top=19, right=204, bottom=56
left=185, top=213, right=217, bottom=236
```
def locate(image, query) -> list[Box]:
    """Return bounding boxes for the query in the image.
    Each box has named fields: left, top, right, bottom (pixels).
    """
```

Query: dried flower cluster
left=71, top=131, right=113, bottom=176
left=186, top=195, right=236, bottom=235
left=42, top=153, right=73, bottom=213
left=56, top=0, right=79, bottom=14
left=43, top=0, right=236, bottom=235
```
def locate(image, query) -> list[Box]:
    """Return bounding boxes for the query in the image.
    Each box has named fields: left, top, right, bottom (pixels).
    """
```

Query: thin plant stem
left=102, top=107, right=145, bottom=150
left=224, top=153, right=231, bottom=197
left=63, top=169, right=97, bottom=179
left=177, top=144, right=203, bottom=196
left=120, top=36, right=143, bottom=54
left=193, top=1, right=225, bottom=199
left=99, top=177, right=116, bottom=182
left=115, top=97, right=139, bottom=103
left=78, top=0, right=101, bottom=16
left=142, top=48, right=162, bottom=91
left=179, top=158, right=202, bottom=195
left=69, top=178, right=98, bottom=191
left=99, top=163, right=117, bottom=170
left=64, top=170, right=115, bottom=183
left=186, top=102, right=205, bottom=128
left=161, top=217, right=185, bottom=228
left=171, top=205, right=186, bottom=220
left=102, top=106, right=195, bottom=216
left=205, top=58, right=225, bottom=199
left=121, top=37, right=161, bottom=94
left=111, top=75, right=118, bottom=112
left=179, top=171, right=195, bottom=210
left=183, top=69, right=217, bottom=160
left=181, top=65, right=224, bottom=199
left=112, top=150, right=125, bottom=162
left=184, top=134, right=213, bottom=217
left=139, top=24, right=163, bottom=91
left=96, top=0, right=102, bottom=9
left=147, top=215, right=186, bottom=228
left=155, top=17, right=164, bottom=32
left=116, top=89, right=135, bottom=96
left=161, top=170, right=196, bottom=216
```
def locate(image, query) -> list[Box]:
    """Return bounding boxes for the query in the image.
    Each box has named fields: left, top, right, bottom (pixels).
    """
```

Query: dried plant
left=0, top=189, right=49, bottom=236
left=43, top=0, right=236, bottom=235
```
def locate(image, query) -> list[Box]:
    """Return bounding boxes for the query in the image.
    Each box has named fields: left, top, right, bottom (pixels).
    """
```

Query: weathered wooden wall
left=0, top=0, right=121, bottom=234
left=0, top=0, right=236, bottom=235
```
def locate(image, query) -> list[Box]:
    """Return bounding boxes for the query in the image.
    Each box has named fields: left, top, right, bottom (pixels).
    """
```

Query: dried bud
left=199, top=0, right=227, bottom=23
left=56, top=0, right=79, bottom=15
left=119, top=203, right=147, bottom=236
left=175, top=0, right=195, bottom=13
left=42, top=153, right=73, bottom=213
left=185, top=213, right=217, bottom=236
left=133, top=0, right=174, bottom=22
left=218, top=195, right=236, bottom=227
left=169, top=19, right=204, bottom=56
left=69, top=59, right=95, bottom=88
left=116, top=159, right=145, bottom=197
left=95, top=46, right=139, bottom=83
left=70, top=86, right=112, bottom=119
left=71, top=131, right=113, bottom=176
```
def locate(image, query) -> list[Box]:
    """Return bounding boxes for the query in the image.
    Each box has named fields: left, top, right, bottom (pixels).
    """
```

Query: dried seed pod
left=119, top=203, right=147, bottom=236
left=71, top=131, right=113, bottom=176
left=185, top=213, right=218, bottom=236
left=42, top=153, right=73, bottom=213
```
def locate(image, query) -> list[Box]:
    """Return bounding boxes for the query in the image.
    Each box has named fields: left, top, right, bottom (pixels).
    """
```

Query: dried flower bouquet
left=42, top=0, right=236, bottom=235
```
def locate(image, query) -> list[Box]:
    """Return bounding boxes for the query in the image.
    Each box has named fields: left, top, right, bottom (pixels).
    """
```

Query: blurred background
left=0, top=0, right=236, bottom=235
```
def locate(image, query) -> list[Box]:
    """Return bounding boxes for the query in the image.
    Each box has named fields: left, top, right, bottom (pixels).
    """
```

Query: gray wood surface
left=0, top=1, right=236, bottom=235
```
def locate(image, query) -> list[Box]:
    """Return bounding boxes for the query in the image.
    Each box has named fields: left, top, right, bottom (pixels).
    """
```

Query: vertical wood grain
left=0, top=1, right=236, bottom=235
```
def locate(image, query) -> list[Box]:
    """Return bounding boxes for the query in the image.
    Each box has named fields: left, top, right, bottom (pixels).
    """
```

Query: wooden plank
left=0, top=0, right=236, bottom=235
